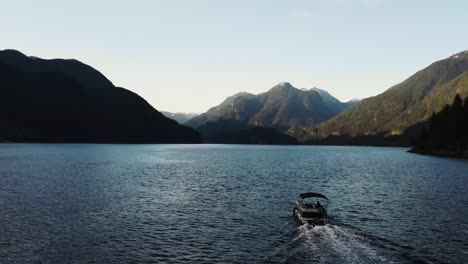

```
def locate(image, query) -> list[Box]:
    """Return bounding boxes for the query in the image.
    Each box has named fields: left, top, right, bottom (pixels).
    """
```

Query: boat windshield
left=300, top=198, right=328, bottom=208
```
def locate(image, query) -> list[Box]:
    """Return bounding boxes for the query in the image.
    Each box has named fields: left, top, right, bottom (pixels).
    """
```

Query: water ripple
left=0, top=144, right=467, bottom=263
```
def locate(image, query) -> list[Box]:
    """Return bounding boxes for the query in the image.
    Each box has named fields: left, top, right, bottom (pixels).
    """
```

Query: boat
left=293, top=192, right=329, bottom=225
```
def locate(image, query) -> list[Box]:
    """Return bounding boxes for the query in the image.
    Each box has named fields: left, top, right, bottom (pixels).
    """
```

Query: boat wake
left=267, top=224, right=391, bottom=264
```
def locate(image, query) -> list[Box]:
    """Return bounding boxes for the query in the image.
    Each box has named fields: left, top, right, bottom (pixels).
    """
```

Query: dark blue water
left=0, top=144, right=467, bottom=263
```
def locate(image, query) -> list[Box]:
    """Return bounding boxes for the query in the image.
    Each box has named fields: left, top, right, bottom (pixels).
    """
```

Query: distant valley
left=161, top=112, right=199, bottom=124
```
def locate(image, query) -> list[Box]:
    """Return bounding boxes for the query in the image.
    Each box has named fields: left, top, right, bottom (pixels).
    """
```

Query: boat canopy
left=300, top=192, right=328, bottom=200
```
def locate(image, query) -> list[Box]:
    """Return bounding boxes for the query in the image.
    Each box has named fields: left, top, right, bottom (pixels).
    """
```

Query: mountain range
left=186, top=50, right=468, bottom=145
left=185, top=82, right=358, bottom=141
left=0, top=49, right=201, bottom=143
left=1, top=48, right=467, bottom=146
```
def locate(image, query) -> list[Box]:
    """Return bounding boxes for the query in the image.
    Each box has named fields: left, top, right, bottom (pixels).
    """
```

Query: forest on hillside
left=410, top=94, right=468, bottom=157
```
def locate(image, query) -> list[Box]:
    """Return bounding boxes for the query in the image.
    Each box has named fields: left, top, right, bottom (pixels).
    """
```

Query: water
left=0, top=144, right=467, bottom=264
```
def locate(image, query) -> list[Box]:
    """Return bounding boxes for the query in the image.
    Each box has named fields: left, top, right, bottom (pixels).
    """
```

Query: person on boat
left=316, top=201, right=325, bottom=213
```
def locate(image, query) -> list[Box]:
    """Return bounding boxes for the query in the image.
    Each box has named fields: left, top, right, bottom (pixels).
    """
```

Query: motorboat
left=293, top=192, right=329, bottom=225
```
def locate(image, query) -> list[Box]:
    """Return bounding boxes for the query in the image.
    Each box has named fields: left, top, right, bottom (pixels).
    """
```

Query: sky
left=1, top=0, right=467, bottom=113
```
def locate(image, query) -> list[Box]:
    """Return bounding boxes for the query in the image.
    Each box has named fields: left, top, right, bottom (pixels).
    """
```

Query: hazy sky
left=1, top=0, right=467, bottom=113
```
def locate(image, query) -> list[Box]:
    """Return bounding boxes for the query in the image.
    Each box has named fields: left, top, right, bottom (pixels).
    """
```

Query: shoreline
left=408, top=147, right=468, bottom=159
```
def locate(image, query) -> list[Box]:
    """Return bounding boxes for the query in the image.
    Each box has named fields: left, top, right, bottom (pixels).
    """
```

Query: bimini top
left=300, top=192, right=328, bottom=200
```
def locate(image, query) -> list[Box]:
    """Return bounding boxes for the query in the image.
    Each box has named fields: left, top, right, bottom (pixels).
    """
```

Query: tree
left=413, top=94, right=468, bottom=156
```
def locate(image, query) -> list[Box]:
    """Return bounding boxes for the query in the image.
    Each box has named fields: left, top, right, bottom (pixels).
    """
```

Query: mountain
left=0, top=49, right=201, bottom=143
left=0, top=49, right=114, bottom=89
left=161, top=111, right=199, bottom=124
left=316, top=51, right=468, bottom=139
left=185, top=82, right=357, bottom=138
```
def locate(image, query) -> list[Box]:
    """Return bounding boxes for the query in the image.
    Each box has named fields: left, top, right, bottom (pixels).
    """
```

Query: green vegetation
left=317, top=51, right=468, bottom=139
left=409, top=94, right=468, bottom=157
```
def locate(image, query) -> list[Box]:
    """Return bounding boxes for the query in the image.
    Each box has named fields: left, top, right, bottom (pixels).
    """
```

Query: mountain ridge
left=0, top=49, right=114, bottom=89
left=315, top=50, right=468, bottom=139
left=0, top=49, right=201, bottom=143
left=185, top=82, right=358, bottom=136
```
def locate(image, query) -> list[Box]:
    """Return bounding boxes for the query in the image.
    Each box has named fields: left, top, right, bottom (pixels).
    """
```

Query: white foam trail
left=290, top=224, right=389, bottom=263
